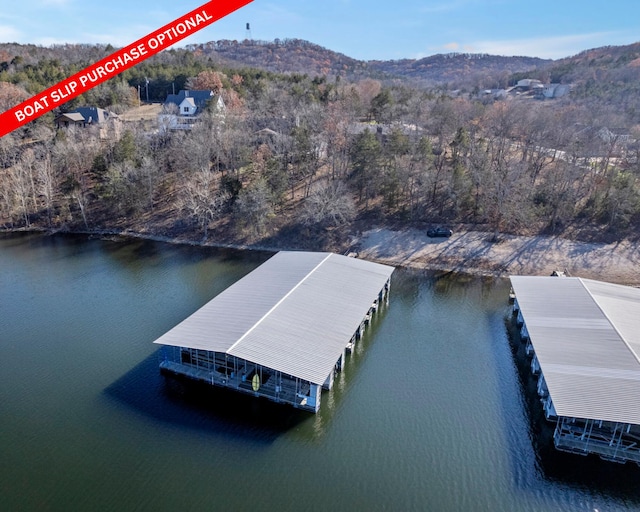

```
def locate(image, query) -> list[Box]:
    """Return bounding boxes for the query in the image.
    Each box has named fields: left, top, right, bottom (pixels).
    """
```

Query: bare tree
left=8, top=157, right=32, bottom=226
left=178, top=170, right=230, bottom=238
left=233, top=178, right=274, bottom=237
left=52, top=127, right=100, bottom=229
left=323, top=100, right=352, bottom=179
left=481, top=102, right=531, bottom=238
left=301, top=180, right=355, bottom=227
left=0, top=175, right=13, bottom=227
left=36, top=148, right=56, bottom=227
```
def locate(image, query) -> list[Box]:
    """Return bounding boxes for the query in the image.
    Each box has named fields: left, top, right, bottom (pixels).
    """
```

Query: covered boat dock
left=510, top=275, right=640, bottom=464
left=154, top=251, right=394, bottom=413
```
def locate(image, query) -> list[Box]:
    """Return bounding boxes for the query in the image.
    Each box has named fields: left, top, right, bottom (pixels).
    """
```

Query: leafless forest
left=1, top=41, right=639, bottom=250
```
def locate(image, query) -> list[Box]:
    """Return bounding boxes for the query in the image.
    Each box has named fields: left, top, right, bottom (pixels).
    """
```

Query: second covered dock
left=153, top=251, right=394, bottom=413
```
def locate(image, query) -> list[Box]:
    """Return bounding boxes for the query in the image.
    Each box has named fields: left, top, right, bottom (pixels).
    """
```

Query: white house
left=179, top=96, right=197, bottom=116
left=158, top=90, right=225, bottom=131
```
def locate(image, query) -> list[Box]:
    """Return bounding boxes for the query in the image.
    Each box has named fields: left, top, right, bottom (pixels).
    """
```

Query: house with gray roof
left=74, top=106, right=117, bottom=124
left=164, top=90, right=223, bottom=111
left=159, top=89, right=225, bottom=131
left=54, top=106, right=120, bottom=137
left=54, top=112, right=86, bottom=128
left=55, top=106, right=117, bottom=127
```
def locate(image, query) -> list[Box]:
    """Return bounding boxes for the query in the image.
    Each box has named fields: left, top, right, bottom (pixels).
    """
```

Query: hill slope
left=367, top=53, right=550, bottom=85
left=184, top=39, right=550, bottom=85
left=185, top=39, right=369, bottom=77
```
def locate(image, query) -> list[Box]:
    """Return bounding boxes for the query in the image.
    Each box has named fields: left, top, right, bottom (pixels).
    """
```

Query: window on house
left=183, top=106, right=189, bottom=113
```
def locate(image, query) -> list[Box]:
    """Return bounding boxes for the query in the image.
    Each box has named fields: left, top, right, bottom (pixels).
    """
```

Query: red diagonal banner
left=0, top=0, right=253, bottom=138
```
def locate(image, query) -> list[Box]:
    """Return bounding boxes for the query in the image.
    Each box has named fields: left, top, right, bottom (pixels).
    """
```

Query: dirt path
left=355, top=228, right=640, bottom=286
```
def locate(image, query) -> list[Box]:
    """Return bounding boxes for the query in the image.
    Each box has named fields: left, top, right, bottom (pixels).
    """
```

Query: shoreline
left=3, top=226, right=639, bottom=286
left=355, top=227, right=640, bottom=287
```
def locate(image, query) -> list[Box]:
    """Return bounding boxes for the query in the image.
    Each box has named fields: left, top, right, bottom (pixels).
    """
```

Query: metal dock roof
left=510, top=276, right=640, bottom=425
left=154, top=251, right=395, bottom=385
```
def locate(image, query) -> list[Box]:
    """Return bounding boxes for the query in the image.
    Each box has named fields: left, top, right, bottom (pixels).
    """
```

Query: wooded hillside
left=1, top=40, right=639, bottom=250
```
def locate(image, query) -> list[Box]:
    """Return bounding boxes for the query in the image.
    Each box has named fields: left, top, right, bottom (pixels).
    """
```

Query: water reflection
left=3, top=233, right=640, bottom=511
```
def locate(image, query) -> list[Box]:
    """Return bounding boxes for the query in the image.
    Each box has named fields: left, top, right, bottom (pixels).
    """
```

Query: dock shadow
left=103, top=350, right=311, bottom=444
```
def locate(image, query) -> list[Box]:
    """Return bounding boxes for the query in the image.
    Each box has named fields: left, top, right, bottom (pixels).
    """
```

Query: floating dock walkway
left=154, top=251, right=394, bottom=413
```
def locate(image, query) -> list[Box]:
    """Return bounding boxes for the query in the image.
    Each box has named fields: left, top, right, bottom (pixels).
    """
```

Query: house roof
left=164, top=90, right=215, bottom=109
left=255, top=128, right=279, bottom=136
left=154, top=251, right=394, bottom=385
left=510, top=276, right=640, bottom=425
left=71, top=106, right=116, bottom=124
left=55, top=112, right=85, bottom=123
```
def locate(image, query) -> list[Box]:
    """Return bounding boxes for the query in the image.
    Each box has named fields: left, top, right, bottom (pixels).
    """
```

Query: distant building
left=516, top=78, right=543, bottom=90
left=539, top=83, right=571, bottom=99
left=74, top=106, right=117, bottom=124
left=163, top=90, right=222, bottom=112
left=480, top=88, right=507, bottom=100
left=54, top=112, right=86, bottom=128
left=55, top=106, right=118, bottom=127
left=54, top=106, right=120, bottom=138
left=159, top=89, right=225, bottom=131
left=597, top=127, right=632, bottom=144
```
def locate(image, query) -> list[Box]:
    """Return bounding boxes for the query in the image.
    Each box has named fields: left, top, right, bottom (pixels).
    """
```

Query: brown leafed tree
left=185, top=70, right=225, bottom=93
left=0, top=82, right=29, bottom=114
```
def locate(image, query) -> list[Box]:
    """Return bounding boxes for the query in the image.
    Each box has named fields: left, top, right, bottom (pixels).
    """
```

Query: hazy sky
left=1, top=0, right=639, bottom=61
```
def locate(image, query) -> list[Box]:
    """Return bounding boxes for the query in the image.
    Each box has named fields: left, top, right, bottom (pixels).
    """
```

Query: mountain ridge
left=184, top=38, right=551, bottom=85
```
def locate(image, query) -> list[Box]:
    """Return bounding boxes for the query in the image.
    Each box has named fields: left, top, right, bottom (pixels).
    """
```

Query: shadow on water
left=0, top=231, right=37, bottom=245
left=103, top=351, right=312, bottom=445
left=0, top=231, right=274, bottom=272
left=504, top=313, right=640, bottom=505
left=0, top=231, right=95, bottom=253
left=102, top=236, right=273, bottom=267
left=393, top=266, right=505, bottom=305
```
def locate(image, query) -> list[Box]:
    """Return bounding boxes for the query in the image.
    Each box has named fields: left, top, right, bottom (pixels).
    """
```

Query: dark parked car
left=427, top=227, right=453, bottom=238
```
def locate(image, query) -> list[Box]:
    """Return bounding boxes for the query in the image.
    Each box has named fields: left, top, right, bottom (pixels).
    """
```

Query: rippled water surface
left=1, top=233, right=640, bottom=512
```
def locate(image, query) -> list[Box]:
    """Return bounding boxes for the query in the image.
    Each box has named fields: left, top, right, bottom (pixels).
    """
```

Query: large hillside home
left=54, top=106, right=120, bottom=138
left=158, top=89, right=225, bottom=131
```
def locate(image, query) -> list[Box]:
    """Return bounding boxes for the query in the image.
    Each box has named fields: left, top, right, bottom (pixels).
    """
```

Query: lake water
left=1, top=233, right=640, bottom=512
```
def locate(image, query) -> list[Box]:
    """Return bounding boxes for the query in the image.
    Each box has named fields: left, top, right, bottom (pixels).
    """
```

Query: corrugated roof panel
left=152, top=252, right=321, bottom=353
left=584, top=279, right=640, bottom=363
left=510, top=276, right=640, bottom=424
left=229, top=255, right=390, bottom=383
left=155, top=251, right=394, bottom=385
